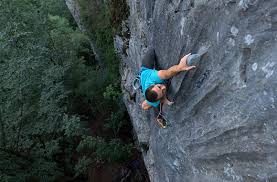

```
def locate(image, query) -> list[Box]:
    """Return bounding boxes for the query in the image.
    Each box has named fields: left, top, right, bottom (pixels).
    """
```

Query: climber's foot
left=156, top=115, right=167, bottom=128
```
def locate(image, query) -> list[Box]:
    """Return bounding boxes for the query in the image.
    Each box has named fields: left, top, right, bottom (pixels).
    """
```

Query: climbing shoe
left=156, top=115, right=167, bottom=128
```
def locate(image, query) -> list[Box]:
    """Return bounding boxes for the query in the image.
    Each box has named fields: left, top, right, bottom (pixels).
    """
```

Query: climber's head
left=145, top=84, right=166, bottom=102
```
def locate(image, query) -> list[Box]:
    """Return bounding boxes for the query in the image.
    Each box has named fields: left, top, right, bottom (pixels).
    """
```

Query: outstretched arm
left=158, top=53, right=196, bottom=80
left=141, top=100, right=152, bottom=110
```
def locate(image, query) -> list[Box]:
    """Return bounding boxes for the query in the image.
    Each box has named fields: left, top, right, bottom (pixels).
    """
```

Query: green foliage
left=104, top=109, right=126, bottom=137
left=96, top=139, right=133, bottom=163
left=103, top=81, right=128, bottom=137
left=62, top=115, right=82, bottom=137
left=0, top=0, right=133, bottom=181
left=74, top=156, right=93, bottom=177
left=103, top=81, right=122, bottom=101
left=109, top=0, right=130, bottom=32
left=77, top=0, right=130, bottom=78
left=77, top=137, right=133, bottom=163
left=0, top=0, right=91, bottom=180
left=74, top=68, right=109, bottom=99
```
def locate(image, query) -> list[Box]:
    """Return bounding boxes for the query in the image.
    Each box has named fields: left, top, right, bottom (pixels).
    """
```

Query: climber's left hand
left=178, top=53, right=196, bottom=71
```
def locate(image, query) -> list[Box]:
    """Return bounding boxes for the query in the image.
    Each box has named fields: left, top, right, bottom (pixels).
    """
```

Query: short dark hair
left=145, top=85, right=158, bottom=102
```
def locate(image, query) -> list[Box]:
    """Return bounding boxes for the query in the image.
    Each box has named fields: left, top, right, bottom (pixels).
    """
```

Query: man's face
left=151, top=84, right=166, bottom=100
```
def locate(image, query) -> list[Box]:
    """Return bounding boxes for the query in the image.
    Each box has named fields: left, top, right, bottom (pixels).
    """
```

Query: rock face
left=116, top=0, right=277, bottom=181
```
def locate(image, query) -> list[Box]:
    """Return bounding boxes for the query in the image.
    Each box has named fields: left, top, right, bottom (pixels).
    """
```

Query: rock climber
left=139, top=48, right=196, bottom=128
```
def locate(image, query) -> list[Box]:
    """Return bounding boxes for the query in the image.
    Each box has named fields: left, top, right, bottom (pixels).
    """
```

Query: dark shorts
left=141, top=48, right=157, bottom=69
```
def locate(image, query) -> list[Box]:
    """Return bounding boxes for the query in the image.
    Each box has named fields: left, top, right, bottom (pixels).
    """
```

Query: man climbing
left=140, top=48, right=196, bottom=128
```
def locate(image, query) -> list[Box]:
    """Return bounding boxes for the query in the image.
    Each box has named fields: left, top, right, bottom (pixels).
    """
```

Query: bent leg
left=141, top=48, right=157, bottom=69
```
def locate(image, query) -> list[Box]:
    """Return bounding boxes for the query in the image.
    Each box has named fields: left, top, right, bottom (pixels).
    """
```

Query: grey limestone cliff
left=116, top=0, right=277, bottom=181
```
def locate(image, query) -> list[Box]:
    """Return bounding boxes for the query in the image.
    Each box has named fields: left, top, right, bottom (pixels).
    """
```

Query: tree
left=0, top=0, right=89, bottom=180
left=0, top=0, right=133, bottom=181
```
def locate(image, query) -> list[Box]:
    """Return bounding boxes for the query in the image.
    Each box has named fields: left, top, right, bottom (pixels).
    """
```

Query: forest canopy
left=0, top=0, right=132, bottom=181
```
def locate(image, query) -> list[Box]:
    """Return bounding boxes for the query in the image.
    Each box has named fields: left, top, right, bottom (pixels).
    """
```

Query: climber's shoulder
left=157, top=70, right=168, bottom=80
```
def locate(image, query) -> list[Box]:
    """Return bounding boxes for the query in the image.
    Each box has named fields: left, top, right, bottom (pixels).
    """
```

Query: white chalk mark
left=231, top=26, right=239, bottom=36
left=180, top=17, right=186, bottom=36
left=238, top=0, right=249, bottom=10
left=244, top=34, right=254, bottom=45
left=228, top=38, right=235, bottom=46
left=217, top=32, right=220, bottom=43
left=262, top=62, right=275, bottom=79
left=252, top=63, right=258, bottom=71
